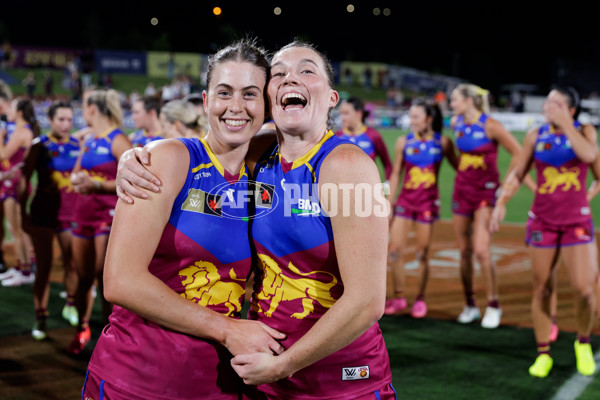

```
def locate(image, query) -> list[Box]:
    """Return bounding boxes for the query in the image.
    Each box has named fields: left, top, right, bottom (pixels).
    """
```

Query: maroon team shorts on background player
left=451, top=184, right=497, bottom=217
left=526, top=216, right=595, bottom=248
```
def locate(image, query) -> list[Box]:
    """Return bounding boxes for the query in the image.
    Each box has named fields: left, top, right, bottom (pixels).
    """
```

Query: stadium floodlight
left=373, top=7, right=381, bottom=16
left=213, top=7, right=222, bottom=16
left=383, top=8, right=391, bottom=16
left=347, top=4, right=355, bottom=13
left=274, top=7, right=282, bottom=15
left=150, top=17, right=158, bottom=25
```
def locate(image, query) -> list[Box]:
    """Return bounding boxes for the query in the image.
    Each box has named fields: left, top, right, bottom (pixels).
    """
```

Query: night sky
left=2, top=1, right=599, bottom=95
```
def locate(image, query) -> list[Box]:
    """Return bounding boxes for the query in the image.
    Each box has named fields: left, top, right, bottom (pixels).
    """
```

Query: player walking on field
left=449, top=83, right=535, bottom=329
left=385, top=99, right=458, bottom=317
left=491, top=86, right=598, bottom=378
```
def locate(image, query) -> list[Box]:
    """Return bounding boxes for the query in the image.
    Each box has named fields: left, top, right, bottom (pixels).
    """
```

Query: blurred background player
left=20, top=101, right=81, bottom=340
left=546, top=155, right=600, bottom=343
left=67, top=88, right=131, bottom=354
left=385, top=99, right=458, bottom=317
left=491, top=86, right=598, bottom=378
left=183, top=92, right=206, bottom=116
left=159, top=99, right=206, bottom=139
left=0, top=98, right=38, bottom=287
left=0, top=80, right=12, bottom=274
left=335, top=96, right=392, bottom=187
left=129, top=95, right=163, bottom=147
left=449, top=83, right=535, bottom=329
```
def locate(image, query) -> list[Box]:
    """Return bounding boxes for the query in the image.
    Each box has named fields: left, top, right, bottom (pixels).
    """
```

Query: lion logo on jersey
left=254, top=253, right=338, bottom=319
left=538, top=166, right=581, bottom=194
left=179, top=261, right=245, bottom=317
left=458, top=154, right=486, bottom=171
left=51, top=171, right=74, bottom=192
left=404, top=166, right=436, bottom=189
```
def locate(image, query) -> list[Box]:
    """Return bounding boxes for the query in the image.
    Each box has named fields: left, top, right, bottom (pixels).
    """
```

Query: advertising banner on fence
left=147, top=51, right=203, bottom=79
left=95, top=50, right=146, bottom=75
left=9, top=46, right=81, bottom=69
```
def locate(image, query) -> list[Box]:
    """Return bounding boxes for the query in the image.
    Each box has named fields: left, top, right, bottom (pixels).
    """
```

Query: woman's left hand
left=231, top=352, right=291, bottom=385
left=543, top=99, right=572, bottom=129
left=72, top=172, right=95, bottom=195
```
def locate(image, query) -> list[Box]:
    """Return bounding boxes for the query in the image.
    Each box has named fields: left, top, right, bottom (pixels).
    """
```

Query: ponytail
left=87, top=89, right=124, bottom=127
left=454, top=83, right=490, bottom=114
left=16, top=98, right=41, bottom=137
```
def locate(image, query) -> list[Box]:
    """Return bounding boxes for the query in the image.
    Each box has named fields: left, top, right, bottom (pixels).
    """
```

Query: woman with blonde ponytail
left=67, top=87, right=132, bottom=354
left=449, top=83, right=535, bottom=329
left=159, top=99, right=207, bottom=139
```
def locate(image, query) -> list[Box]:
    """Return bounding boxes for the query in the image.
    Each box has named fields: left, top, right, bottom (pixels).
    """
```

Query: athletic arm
left=441, top=135, right=459, bottom=170
left=371, top=129, right=393, bottom=180
left=545, top=100, right=598, bottom=163
left=0, top=127, right=32, bottom=161
left=386, top=135, right=406, bottom=210
left=489, top=128, right=536, bottom=232
left=487, top=118, right=536, bottom=192
left=587, top=153, right=600, bottom=203
left=104, top=139, right=285, bottom=356
left=232, top=144, right=389, bottom=384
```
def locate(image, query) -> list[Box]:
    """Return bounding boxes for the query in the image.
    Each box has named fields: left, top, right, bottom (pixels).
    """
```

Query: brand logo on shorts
left=581, top=207, right=591, bottom=216
left=575, top=227, right=591, bottom=241
left=342, top=365, right=370, bottom=381
left=452, top=201, right=459, bottom=210
left=531, top=231, right=543, bottom=243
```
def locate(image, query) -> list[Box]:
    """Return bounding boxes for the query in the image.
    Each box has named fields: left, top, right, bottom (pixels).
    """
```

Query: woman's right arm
left=441, top=135, right=459, bottom=170
left=587, top=153, right=600, bottom=203
left=116, top=128, right=279, bottom=202
left=105, top=139, right=285, bottom=356
left=115, top=146, right=162, bottom=203
left=386, top=136, right=406, bottom=215
left=489, top=127, right=536, bottom=233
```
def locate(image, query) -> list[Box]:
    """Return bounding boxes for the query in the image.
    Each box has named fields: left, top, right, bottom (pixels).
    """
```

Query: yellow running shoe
left=574, top=340, right=596, bottom=376
left=529, top=354, right=553, bottom=378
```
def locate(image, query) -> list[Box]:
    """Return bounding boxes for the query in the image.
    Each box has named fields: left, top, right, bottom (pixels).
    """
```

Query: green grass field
left=4, top=68, right=173, bottom=98
left=1, top=282, right=599, bottom=399
left=377, top=128, right=600, bottom=227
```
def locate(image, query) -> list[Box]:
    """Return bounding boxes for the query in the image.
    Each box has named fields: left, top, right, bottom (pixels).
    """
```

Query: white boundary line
left=550, top=350, right=600, bottom=400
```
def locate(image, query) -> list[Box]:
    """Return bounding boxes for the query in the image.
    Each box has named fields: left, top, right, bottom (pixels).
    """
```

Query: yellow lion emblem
left=458, top=154, right=486, bottom=171
left=51, top=171, right=74, bottom=192
left=405, top=166, right=436, bottom=189
left=253, top=253, right=338, bottom=319
left=179, top=261, right=245, bottom=317
left=538, top=166, right=581, bottom=194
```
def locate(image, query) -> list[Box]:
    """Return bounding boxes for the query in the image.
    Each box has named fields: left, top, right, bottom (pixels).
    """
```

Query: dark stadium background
left=1, top=0, right=600, bottom=95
